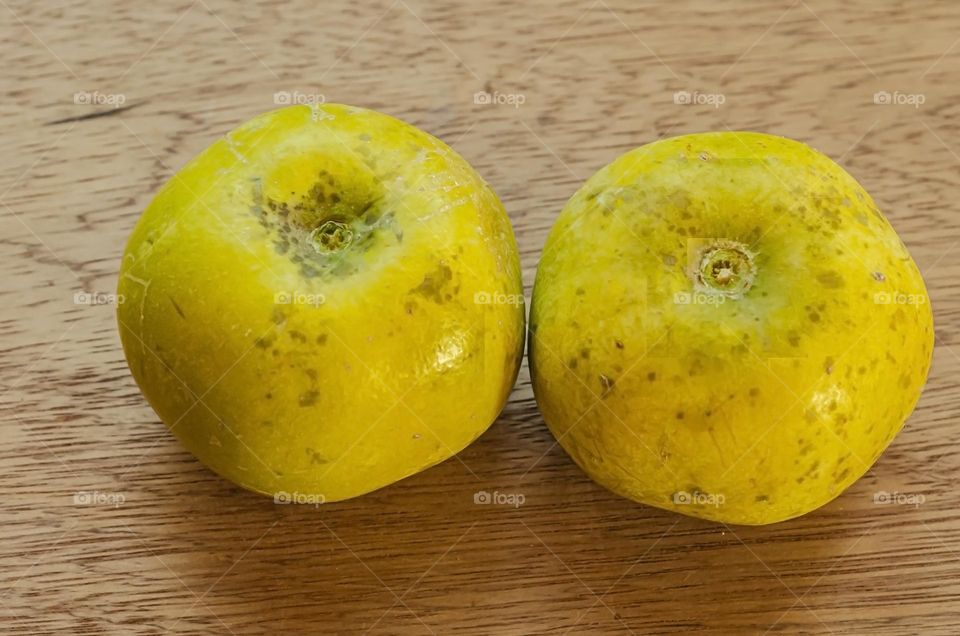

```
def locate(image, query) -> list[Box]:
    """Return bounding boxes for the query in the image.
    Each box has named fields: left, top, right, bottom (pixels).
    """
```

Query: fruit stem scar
left=310, top=220, right=354, bottom=253
left=695, top=239, right=756, bottom=297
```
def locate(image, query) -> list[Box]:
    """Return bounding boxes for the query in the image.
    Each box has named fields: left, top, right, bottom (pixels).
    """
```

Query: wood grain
left=2, top=0, right=959, bottom=633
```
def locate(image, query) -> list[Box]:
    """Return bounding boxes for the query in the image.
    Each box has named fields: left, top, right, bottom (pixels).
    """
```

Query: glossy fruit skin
left=530, top=132, right=933, bottom=525
left=118, top=104, right=524, bottom=502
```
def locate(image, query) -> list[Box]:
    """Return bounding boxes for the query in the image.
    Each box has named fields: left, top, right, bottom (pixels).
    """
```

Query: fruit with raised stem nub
left=529, top=131, right=933, bottom=524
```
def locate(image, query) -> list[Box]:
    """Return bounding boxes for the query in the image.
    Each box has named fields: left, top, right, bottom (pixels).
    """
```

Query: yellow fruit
left=118, top=104, right=524, bottom=502
left=529, top=132, right=933, bottom=524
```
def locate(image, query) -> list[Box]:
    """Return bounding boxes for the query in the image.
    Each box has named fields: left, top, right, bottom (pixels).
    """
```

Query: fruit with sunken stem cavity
left=529, top=131, right=933, bottom=525
left=118, top=104, right=525, bottom=502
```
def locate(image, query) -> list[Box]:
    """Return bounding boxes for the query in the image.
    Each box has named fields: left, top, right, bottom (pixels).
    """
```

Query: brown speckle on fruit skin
left=306, top=448, right=328, bottom=464
left=169, top=296, right=186, bottom=319
left=817, top=271, right=845, bottom=288
left=599, top=374, right=615, bottom=394
left=316, top=334, right=328, bottom=345
left=615, top=340, right=624, bottom=349
left=647, top=372, right=657, bottom=382
left=410, top=262, right=454, bottom=303
left=299, top=390, right=319, bottom=407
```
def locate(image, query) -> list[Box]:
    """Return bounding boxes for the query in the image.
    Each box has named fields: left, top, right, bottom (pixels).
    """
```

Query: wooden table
left=3, top=1, right=959, bottom=633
